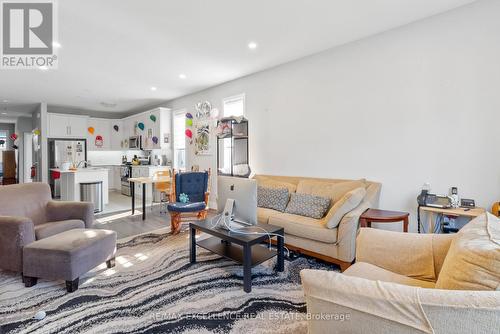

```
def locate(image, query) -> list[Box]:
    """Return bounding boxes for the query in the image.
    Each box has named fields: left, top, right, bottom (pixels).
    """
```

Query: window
left=223, top=94, right=245, bottom=117
left=173, top=110, right=186, bottom=170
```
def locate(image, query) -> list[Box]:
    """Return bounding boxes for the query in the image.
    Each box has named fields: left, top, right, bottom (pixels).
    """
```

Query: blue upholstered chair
left=167, top=169, right=210, bottom=234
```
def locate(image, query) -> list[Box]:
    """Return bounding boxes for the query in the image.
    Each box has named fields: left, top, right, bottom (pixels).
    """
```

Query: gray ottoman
left=23, top=228, right=117, bottom=292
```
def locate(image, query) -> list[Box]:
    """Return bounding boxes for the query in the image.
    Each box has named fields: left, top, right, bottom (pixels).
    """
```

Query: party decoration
left=179, top=193, right=189, bottom=203
left=150, top=115, right=157, bottom=122
left=152, top=136, right=159, bottom=144
left=13, top=144, right=18, bottom=150
left=33, top=129, right=41, bottom=136
left=9, top=133, right=18, bottom=141
left=113, top=125, right=119, bottom=132
left=195, top=101, right=212, bottom=119
left=185, top=129, right=192, bottom=139
left=138, top=122, right=145, bottom=131
left=88, top=127, right=95, bottom=134
left=95, top=135, right=103, bottom=148
left=186, top=118, right=193, bottom=127
left=186, top=113, right=193, bottom=119
left=0, top=139, right=5, bottom=145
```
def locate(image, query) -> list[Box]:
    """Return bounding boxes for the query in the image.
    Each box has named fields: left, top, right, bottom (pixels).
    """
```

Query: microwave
left=129, top=136, right=142, bottom=150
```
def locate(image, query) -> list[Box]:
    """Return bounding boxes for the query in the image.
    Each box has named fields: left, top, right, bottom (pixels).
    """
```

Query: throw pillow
left=285, top=193, right=331, bottom=219
left=435, top=212, right=500, bottom=290
left=325, top=187, right=366, bottom=229
left=257, top=186, right=289, bottom=212
left=296, top=179, right=366, bottom=206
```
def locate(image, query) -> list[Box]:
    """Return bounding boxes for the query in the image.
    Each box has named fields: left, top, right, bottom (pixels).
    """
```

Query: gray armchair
left=0, top=183, right=94, bottom=273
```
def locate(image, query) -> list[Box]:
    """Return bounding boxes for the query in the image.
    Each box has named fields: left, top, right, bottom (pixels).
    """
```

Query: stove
left=120, top=163, right=132, bottom=196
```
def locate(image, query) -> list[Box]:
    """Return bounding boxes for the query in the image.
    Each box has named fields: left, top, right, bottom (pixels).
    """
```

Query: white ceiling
left=0, top=0, right=476, bottom=114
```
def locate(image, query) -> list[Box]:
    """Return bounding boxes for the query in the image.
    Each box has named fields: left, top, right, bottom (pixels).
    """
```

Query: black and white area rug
left=0, top=228, right=336, bottom=334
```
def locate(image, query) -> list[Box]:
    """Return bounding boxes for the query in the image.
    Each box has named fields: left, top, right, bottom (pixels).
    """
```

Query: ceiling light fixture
left=179, top=74, right=187, bottom=79
left=100, top=102, right=117, bottom=108
left=248, top=41, right=258, bottom=50
left=1, top=112, right=7, bottom=115
left=52, top=41, right=61, bottom=48
left=150, top=86, right=157, bottom=91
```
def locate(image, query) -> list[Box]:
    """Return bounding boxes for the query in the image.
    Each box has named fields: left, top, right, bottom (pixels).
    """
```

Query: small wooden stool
left=360, top=209, right=409, bottom=232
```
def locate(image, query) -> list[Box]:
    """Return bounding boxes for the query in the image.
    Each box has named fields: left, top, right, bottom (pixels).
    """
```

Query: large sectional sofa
left=255, top=175, right=381, bottom=271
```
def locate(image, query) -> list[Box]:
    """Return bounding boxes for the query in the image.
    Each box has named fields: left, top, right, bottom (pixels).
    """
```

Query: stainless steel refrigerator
left=48, top=139, right=87, bottom=197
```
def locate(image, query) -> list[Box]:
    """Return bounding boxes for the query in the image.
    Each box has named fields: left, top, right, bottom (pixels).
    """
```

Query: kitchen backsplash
left=88, top=149, right=170, bottom=165
left=87, top=151, right=123, bottom=165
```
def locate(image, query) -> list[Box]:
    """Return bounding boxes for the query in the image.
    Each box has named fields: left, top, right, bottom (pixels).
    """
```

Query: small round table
left=359, top=209, right=409, bottom=232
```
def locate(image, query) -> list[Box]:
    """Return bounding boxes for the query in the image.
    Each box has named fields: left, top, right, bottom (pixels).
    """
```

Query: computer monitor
left=217, top=176, right=257, bottom=226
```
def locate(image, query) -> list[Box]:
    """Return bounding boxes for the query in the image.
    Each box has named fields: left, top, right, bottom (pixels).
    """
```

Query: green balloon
left=186, top=118, right=193, bottom=126
left=150, top=115, right=157, bottom=122
left=138, top=122, right=145, bottom=130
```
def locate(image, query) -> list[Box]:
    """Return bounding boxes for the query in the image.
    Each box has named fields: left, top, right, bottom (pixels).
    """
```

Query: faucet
left=76, top=160, right=90, bottom=168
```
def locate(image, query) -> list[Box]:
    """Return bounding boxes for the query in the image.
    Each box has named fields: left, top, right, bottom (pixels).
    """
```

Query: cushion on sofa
left=255, top=176, right=297, bottom=193
left=257, top=186, right=289, bottom=212
left=296, top=179, right=366, bottom=206
left=269, top=213, right=337, bottom=243
left=435, top=213, right=500, bottom=291
left=285, top=193, right=330, bottom=219
left=34, top=219, right=85, bottom=240
left=344, top=262, right=436, bottom=288
left=326, top=187, right=366, bottom=229
left=257, top=207, right=281, bottom=224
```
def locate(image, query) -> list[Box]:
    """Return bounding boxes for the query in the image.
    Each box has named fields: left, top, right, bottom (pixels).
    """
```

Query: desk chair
left=167, top=169, right=210, bottom=234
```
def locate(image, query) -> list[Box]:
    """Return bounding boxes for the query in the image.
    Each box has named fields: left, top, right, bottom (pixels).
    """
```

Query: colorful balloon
left=33, top=129, right=41, bottom=136
left=9, top=133, right=18, bottom=141
left=186, top=113, right=193, bottom=119
left=113, top=125, right=119, bottom=132
left=150, top=115, right=157, bottom=122
left=152, top=136, right=158, bottom=144
left=0, top=139, right=5, bottom=145
left=186, top=118, right=193, bottom=127
left=138, top=122, right=145, bottom=130
left=185, top=129, right=192, bottom=138
left=88, top=127, right=95, bottom=134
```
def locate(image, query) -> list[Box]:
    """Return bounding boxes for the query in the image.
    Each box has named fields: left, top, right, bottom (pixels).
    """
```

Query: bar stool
left=153, top=170, right=171, bottom=215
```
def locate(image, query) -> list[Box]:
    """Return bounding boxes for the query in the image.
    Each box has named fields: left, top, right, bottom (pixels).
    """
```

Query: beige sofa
left=255, top=175, right=381, bottom=270
left=301, top=213, right=500, bottom=334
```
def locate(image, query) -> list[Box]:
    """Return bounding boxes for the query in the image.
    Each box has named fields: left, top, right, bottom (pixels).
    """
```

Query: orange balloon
left=88, top=127, right=95, bottom=134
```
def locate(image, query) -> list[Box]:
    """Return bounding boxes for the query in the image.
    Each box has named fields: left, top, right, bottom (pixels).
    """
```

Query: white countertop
left=50, top=167, right=109, bottom=173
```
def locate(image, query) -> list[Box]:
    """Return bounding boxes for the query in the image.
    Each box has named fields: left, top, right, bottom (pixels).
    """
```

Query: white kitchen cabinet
left=113, top=166, right=122, bottom=190
left=47, top=113, right=89, bottom=139
left=109, top=120, right=123, bottom=150
left=87, top=118, right=111, bottom=150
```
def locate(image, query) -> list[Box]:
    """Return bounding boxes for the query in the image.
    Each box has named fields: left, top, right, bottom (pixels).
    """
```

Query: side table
left=360, top=209, right=410, bottom=232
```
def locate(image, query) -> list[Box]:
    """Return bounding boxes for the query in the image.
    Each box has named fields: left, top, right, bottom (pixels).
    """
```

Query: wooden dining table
left=128, top=176, right=171, bottom=220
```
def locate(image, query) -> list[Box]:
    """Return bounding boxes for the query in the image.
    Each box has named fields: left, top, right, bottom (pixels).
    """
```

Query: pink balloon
left=185, top=129, right=192, bottom=138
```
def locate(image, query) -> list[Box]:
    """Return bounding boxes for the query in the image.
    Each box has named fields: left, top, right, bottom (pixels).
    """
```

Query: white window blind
left=223, top=94, right=245, bottom=117
left=173, top=111, right=186, bottom=170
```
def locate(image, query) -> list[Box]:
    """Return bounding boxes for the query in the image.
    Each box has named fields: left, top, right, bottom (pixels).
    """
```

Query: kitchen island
left=51, top=168, right=109, bottom=204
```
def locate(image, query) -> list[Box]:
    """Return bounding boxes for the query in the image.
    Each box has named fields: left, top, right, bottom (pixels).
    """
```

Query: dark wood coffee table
left=189, top=220, right=284, bottom=293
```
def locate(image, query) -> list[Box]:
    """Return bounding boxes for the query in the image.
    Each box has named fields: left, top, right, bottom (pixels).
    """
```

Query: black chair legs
left=106, top=257, right=115, bottom=268
left=66, top=278, right=79, bottom=293
left=24, top=276, right=38, bottom=287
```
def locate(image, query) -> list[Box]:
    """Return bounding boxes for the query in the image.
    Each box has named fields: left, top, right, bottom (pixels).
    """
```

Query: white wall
left=164, top=0, right=500, bottom=231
